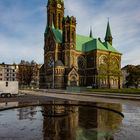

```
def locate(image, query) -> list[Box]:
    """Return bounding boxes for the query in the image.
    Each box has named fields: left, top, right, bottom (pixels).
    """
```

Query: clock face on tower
left=57, top=4, right=62, bottom=8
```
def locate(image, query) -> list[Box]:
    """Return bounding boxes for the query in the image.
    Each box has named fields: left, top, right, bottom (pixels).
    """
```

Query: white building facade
left=0, top=63, right=18, bottom=81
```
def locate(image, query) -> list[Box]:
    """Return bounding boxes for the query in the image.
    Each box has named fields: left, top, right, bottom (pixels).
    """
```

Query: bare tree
left=17, top=60, right=39, bottom=88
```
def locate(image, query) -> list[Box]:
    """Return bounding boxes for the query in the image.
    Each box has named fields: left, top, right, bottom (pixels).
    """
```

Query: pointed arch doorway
left=68, top=68, right=79, bottom=87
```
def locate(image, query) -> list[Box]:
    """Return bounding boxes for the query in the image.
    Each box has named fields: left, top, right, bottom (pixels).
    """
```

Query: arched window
left=71, top=56, right=74, bottom=66
left=99, top=55, right=107, bottom=65
left=110, top=57, right=120, bottom=74
left=48, top=55, right=54, bottom=68
left=99, top=55, right=108, bottom=74
left=58, top=13, right=61, bottom=29
left=111, top=57, right=119, bottom=69
left=72, top=31, right=75, bottom=42
left=65, top=55, right=69, bottom=66
left=67, top=30, right=69, bottom=41
left=77, top=56, right=86, bottom=69
left=53, top=13, right=55, bottom=25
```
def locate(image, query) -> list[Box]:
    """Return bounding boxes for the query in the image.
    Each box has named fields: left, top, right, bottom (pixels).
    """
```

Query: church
left=39, top=0, right=122, bottom=89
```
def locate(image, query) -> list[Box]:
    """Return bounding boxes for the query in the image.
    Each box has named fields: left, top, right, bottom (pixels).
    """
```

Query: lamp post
left=52, top=60, right=55, bottom=89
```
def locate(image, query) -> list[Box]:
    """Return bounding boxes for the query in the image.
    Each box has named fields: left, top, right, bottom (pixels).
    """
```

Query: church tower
left=62, top=16, right=76, bottom=68
left=47, top=0, right=64, bottom=30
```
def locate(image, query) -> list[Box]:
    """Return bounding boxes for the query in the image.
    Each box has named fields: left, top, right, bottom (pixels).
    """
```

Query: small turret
left=89, top=26, right=93, bottom=38
left=105, top=20, right=113, bottom=45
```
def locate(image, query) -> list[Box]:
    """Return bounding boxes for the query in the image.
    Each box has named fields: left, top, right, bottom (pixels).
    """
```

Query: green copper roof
left=76, top=35, right=93, bottom=51
left=103, top=42, right=119, bottom=53
left=45, top=27, right=120, bottom=53
left=52, top=28, right=62, bottom=43
left=105, top=21, right=112, bottom=39
left=82, top=39, right=108, bottom=52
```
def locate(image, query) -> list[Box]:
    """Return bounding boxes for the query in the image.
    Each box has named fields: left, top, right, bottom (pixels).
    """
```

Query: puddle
left=0, top=102, right=18, bottom=109
left=0, top=101, right=125, bottom=140
left=0, top=101, right=140, bottom=140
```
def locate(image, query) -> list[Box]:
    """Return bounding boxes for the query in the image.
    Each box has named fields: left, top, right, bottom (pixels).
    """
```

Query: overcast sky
left=0, top=0, right=140, bottom=67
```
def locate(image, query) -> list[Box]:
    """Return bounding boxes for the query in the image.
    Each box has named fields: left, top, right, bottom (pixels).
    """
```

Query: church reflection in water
left=42, top=101, right=123, bottom=140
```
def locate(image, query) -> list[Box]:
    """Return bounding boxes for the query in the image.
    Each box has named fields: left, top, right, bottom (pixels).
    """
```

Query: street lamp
left=52, top=60, right=55, bottom=89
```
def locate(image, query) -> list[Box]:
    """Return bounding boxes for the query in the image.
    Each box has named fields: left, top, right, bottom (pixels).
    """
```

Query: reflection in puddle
left=0, top=102, right=18, bottom=109
left=17, top=106, right=38, bottom=120
left=0, top=101, right=123, bottom=140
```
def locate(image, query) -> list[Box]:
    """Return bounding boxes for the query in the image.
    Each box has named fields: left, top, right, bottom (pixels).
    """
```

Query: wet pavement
left=0, top=99, right=140, bottom=140
left=114, top=104, right=140, bottom=140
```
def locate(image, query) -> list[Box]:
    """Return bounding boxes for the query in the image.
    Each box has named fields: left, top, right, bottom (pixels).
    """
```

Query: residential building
left=0, top=63, right=18, bottom=81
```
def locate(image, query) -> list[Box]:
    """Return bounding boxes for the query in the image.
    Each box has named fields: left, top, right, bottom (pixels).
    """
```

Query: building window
left=77, top=56, right=86, bottom=69
left=72, top=31, right=74, bottom=41
left=99, top=55, right=107, bottom=65
left=48, top=56, right=54, bottom=68
left=7, top=74, right=9, bottom=76
left=58, top=13, right=61, bottom=29
left=66, top=56, right=69, bottom=66
left=53, top=13, right=55, bottom=25
left=7, top=78, right=9, bottom=81
left=13, top=78, right=15, bottom=81
left=13, top=74, right=15, bottom=76
left=0, top=78, right=2, bottom=81
left=13, top=70, right=15, bottom=72
left=67, top=30, right=69, bottom=41
left=6, top=82, right=8, bottom=87
left=7, top=69, right=9, bottom=72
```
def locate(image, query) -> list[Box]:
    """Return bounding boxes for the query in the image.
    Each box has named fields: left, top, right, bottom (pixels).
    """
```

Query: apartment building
left=0, top=63, right=18, bottom=81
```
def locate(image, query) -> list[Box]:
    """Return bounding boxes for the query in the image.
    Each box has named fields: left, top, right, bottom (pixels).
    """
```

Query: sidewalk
left=20, top=89, right=140, bottom=105
left=31, top=89, right=140, bottom=100
left=1, top=89, right=140, bottom=111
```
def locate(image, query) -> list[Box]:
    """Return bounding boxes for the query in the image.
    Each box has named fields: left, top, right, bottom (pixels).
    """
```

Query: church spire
left=105, top=19, right=113, bottom=45
left=89, top=26, right=93, bottom=38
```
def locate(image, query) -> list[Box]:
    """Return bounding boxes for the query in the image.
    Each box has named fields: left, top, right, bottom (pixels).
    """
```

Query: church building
left=39, top=0, right=122, bottom=89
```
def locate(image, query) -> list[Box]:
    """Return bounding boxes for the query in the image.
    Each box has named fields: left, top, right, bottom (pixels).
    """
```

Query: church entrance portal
left=70, top=76, right=78, bottom=87
left=68, top=68, right=79, bottom=87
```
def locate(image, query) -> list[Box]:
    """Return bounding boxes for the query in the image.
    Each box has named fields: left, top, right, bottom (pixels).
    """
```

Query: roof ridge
left=76, top=34, right=93, bottom=39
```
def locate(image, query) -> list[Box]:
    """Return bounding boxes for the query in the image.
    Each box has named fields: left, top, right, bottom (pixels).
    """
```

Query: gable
left=103, top=42, right=119, bottom=53
left=44, top=28, right=58, bottom=51
left=68, top=68, right=79, bottom=81
left=68, top=68, right=79, bottom=77
left=45, top=27, right=62, bottom=43
left=45, top=27, right=56, bottom=43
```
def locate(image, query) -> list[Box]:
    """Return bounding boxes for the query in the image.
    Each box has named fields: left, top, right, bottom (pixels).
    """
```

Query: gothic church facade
left=39, top=0, right=122, bottom=89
